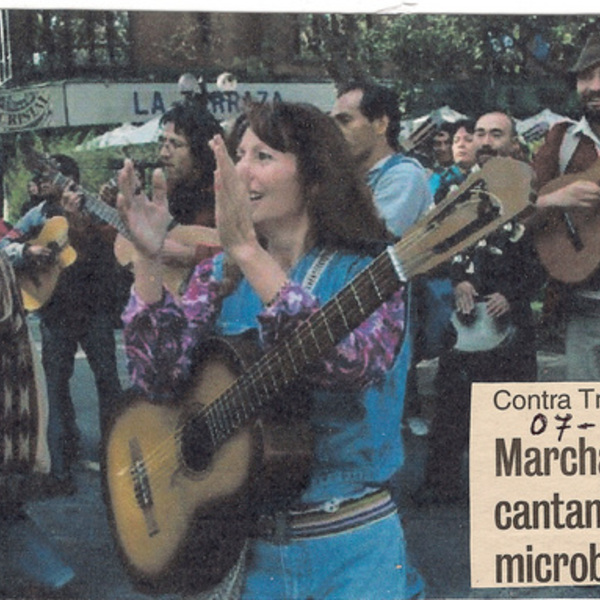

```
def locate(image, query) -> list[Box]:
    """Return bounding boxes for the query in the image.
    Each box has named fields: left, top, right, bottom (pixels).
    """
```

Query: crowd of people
left=0, top=29, right=599, bottom=600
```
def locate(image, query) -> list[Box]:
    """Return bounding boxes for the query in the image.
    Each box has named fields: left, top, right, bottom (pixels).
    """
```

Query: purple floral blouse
left=122, top=256, right=406, bottom=401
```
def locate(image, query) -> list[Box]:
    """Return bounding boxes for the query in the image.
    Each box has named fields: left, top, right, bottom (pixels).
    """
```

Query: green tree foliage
left=300, top=13, right=600, bottom=114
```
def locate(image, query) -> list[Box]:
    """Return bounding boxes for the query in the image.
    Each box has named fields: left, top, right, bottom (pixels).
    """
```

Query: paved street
left=0, top=320, right=594, bottom=599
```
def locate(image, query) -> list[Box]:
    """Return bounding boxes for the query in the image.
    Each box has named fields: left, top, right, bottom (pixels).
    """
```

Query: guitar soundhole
left=179, top=415, right=214, bottom=474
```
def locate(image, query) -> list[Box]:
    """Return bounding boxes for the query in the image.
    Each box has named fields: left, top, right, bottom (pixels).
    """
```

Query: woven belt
left=254, top=489, right=396, bottom=543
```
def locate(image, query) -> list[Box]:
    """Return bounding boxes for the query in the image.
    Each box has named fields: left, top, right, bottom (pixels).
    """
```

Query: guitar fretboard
left=51, top=172, right=131, bottom=240
left=185, top=158, right=534, bottom=454
left=193, top=250, right=403, bottom=449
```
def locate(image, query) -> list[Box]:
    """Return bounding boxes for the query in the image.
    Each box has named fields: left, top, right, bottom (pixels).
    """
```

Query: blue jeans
left=40, top=313, right=121, bottom=476
left=242, top=512, right=407, bottom=599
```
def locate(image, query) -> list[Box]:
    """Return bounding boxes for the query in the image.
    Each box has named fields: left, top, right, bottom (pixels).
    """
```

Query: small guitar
left=534, top=158, right=600, bottom=283
left=104, top=157, right=534, bottom=594
left=16, top=216, right=77, bottom=312
left=21, top=148, right=221, bottom=296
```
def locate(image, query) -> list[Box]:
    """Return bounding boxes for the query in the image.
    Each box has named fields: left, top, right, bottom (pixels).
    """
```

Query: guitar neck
left=82, top=191, right=131, bottom=240
left=50, top=171, right=131, bottom=240
left=195, top=250, right=403, bottom=450
left=400, top=109, right=444, bottom=154
left=190, top=157, right=535, bottom=453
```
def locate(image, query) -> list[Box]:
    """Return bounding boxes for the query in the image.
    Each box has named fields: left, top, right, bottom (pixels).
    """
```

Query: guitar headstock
left=18, top=136, right=62, bottom=182
left=396, top=157, right=535, bottom=279
left=18, top=136, right=80, bottom=201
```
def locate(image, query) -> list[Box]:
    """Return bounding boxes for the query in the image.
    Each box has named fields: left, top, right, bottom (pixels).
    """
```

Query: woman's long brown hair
left=235, top=101, right=390, bottom=249
left=220, top=101, right=393, bottom=296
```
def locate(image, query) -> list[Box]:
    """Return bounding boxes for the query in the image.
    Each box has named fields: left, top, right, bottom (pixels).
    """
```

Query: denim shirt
left=123, top=247, right=408, bottom=505
left=366, top=153, right=433, bottom=238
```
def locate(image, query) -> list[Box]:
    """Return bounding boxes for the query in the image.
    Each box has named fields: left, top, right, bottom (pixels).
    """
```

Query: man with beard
left=533, top=33, right=600, bottom=381
left=112, top=96, right=222, bottom=289
left=473, top=111, right=521, bottom=166
left=415, top=110, right=543, bottom=505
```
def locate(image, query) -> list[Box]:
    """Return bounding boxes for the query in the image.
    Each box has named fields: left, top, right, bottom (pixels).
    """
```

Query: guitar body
left=534, top=159, right=600, bottom=283
left=18, top=216, right=77, bottom=311
left=114, top=224, right=221, bottom=297
left=104, top=335, right=312, bottom=593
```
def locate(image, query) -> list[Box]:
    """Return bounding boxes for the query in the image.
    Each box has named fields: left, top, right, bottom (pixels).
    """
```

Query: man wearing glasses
left=150, top=97, right=223, bottom=270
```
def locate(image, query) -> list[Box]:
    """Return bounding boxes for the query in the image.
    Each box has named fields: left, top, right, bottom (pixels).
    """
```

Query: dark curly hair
left=160, top=97, right=223, bottom=169
left=160, top=97, right=223, bottom=224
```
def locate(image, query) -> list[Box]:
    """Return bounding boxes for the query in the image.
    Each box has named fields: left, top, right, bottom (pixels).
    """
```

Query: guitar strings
left=116, top=213, right=456, bottom=479
left=115, top=242, right=457, bottom=484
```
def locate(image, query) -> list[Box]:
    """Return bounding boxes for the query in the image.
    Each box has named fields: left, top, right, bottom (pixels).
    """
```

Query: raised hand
left=454, top=280, right=478, bottom=314
left=208, top=134, right=257, bottom=258
left=117, top=159, right=172, bottom=260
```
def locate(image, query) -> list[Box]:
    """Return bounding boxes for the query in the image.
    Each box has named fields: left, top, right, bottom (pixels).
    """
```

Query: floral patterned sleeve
left=258, top=281, right=405, bottom=389
left=122, top=259, right=221, bottom=401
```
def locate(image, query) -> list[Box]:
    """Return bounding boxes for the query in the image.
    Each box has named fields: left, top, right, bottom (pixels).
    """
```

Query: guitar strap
left=301, top=248, right=336, bottom=293
left=558, top=123, right=580, bottom=175
left=368, top=153, right=424, bottom=191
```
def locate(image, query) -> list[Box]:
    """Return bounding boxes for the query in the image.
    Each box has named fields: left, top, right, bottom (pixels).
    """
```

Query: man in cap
left=533, top=32, right=600, bottom=380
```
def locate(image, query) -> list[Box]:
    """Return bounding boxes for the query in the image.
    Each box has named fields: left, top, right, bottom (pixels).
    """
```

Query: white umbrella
left=77, top=116, right=162, bottom=150
left=121, top=116, right=162, bottom=145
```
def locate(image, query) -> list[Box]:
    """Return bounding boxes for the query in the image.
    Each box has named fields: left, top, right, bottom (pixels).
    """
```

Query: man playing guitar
left=154, top=89, right=222, bottom=266
left=533, top=32, right=600, bottom=380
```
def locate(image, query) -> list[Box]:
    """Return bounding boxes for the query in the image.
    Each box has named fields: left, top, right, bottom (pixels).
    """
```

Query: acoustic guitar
left=17, top=216, right=77, bottom=312
left=21, top=148, right=221, bottom=297
left=534, top=158, right=600, bottom=283
left=104, top=157, right=534, bottom=593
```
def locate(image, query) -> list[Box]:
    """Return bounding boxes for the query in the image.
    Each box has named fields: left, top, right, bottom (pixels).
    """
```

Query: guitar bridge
left=128, top=437, right=160, bottom=537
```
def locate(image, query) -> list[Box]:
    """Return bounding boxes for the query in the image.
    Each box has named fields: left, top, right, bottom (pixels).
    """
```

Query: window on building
left=29, top=10, right=131, bottom=78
